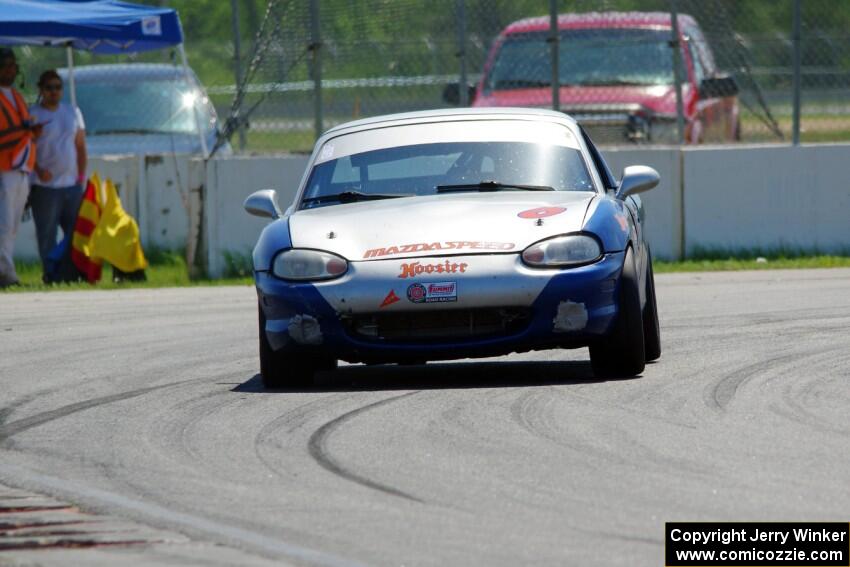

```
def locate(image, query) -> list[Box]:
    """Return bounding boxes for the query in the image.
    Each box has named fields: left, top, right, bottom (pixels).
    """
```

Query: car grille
left=344, top=307, right=532, bottom=342
left=566, top=104, right=646, bottom=144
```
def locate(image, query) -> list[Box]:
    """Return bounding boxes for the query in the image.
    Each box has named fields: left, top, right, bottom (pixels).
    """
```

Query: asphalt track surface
left=1, top=268, right=849, bottom=566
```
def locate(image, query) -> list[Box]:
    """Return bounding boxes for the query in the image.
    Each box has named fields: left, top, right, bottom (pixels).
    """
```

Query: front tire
left=258, top=304, right=335, bottom=389
left=589, top=247, right=646, bottom=377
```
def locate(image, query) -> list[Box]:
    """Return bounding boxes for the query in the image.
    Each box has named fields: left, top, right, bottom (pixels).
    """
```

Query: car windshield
left=487, top=28, right=674, bottom=90
left=301, top=120, right=594, bottom=210
left=68, top=76, right=216, bottom=136
left=301, top=141, right=593, bottom=210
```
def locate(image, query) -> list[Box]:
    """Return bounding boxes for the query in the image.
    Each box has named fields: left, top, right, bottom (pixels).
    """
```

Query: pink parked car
left=456, top=12, right=739, bottom=144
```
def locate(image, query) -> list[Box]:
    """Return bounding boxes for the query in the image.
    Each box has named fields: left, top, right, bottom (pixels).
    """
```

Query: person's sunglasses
left=43, top=83, right=62, bottom=92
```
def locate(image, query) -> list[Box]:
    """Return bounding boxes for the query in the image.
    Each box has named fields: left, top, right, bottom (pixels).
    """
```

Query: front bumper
left=255, top=251, right=625, bottom=363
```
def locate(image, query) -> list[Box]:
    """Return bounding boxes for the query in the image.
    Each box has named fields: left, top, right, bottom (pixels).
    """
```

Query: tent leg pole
left=178, top=43, right=209, bottom=159
left=66, top=45, right=77, bottom=108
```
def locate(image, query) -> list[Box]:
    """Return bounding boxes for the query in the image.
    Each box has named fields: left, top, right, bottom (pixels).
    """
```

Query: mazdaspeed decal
left=399, top=260, right=468, bottom=279
left=518, top=206, right=567, bottom=219
left=406, top=282, right=457, bottom=304
left=364, top=241, right=514, bottom=259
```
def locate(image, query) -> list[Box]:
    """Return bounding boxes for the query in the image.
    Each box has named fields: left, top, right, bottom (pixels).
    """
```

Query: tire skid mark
left=771, top=350, right=850, bottom=437
left=509, top=389, right=710, bottom=479
left=569, top=389, right=698, bottom=430
left=254, top=393, right=350, bottom=480
left=662, top=307, right=850, bottom=333
left=0, top=391, right=58, bottom=430
left=172, top=390, right=240, bottom=468
left=509, top=388, right=638, bottom=470
left=103, top=377, right=253, bottom=485
left=0, top=380, right=200, bottom=443
left=123, top=388, right=241, bottom=482
left=430, top=387, right=526, bottom=457
left=307, top=392, right=424, bottom=503
left=705, top=345, right=846, bottom=412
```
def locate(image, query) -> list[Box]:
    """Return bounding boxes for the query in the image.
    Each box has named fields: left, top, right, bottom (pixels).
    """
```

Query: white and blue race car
left=246, top=108, right=661, bottom=387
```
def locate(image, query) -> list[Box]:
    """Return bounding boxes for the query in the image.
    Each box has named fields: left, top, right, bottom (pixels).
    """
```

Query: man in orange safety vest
left=0, top=48, right=41, bottom=287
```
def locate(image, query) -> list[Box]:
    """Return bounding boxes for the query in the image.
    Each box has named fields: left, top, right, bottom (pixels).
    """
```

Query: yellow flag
left=89, top=177, right=148, bottom=273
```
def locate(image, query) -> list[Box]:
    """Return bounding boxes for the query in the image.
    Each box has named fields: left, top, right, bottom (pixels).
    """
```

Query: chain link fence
left=11, top=0, right=850, bottom=154
left=14, top=43, right=221, bottom=156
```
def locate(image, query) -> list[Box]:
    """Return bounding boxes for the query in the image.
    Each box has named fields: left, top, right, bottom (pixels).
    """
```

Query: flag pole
left=65, top=44, right=76, bottom=108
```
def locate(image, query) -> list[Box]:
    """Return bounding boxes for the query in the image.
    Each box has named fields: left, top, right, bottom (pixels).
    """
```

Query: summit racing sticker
left=407, top=282, right=457, bottom=304
left=398, top=260, right=468, bottom=279
left=364, top=241, right=514, bottom=259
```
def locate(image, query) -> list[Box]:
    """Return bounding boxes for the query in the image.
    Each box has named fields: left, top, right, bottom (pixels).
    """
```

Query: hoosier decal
left=398, top=260, right=468, bottom=279
left=364, top=241, right=514, bottom=259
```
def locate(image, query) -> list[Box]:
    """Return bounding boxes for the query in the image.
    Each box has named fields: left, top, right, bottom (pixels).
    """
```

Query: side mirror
left=699, top=75, right=739, bottom=99
left=244, top=189, right=282, bottom=219
left=616, top=165, right=659, bottom=200
left=442, top=82, right=476, bottom=106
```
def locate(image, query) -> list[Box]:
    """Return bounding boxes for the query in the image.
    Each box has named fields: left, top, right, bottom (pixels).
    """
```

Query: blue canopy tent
left=0, top=0, right=207, bottom=155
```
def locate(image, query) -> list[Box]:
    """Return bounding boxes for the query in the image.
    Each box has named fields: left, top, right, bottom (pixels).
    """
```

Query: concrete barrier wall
left=202, top=155, right=309, bottom=278
left=600, top=147, right=682, bottom=260
left=683, top=145, right=850, bottom=253
left=12, top=144, right=850, bottom=274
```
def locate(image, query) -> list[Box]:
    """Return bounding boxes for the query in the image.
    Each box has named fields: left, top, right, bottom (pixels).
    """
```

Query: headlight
left=272, top=249, right=348, bottom=281
left=522, top=234, right=602, bottom=268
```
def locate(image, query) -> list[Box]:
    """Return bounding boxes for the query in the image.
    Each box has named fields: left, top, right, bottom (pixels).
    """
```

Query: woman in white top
left=29, top=69, right=87, bottom=280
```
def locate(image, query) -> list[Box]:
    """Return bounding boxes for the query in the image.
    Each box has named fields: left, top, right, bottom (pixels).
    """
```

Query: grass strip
left=4, top=249, right=252, bottom=293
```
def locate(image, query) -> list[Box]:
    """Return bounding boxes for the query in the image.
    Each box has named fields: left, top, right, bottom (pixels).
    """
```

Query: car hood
left=288, top=191, right=597, bottom=261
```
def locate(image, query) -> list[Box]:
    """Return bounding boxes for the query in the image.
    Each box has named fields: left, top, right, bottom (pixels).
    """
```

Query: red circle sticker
left=517, top=206, right=567, bottom=219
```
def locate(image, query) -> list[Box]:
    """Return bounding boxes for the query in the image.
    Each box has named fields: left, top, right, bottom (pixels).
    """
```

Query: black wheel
left=589, top=247, right=645, bottom=377
left=258, top=304, right=335, bottom=389
left=643, top=247, right=661, bottom=362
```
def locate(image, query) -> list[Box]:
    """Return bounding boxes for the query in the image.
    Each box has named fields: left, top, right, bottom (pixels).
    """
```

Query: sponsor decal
left=517, top=206, right=567, bottom=219
left=406, top=282, right=457, bottom=304
left=141, top=16, right=162, bottom=36
left=398, top=260, right=468, bottom=279
left=380, top=289, right=401, bottom=308
left=364, top=241, right=514, bottom=259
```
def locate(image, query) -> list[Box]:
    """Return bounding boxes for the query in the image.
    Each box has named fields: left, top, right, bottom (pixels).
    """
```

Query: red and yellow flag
left=90, top=178, right=148, bottom=273
left=71, top=173, right=104, bottom=283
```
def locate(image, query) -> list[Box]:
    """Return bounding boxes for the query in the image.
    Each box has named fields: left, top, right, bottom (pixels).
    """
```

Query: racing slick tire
left=643, top=247, right=662, bottom=362
left=589, top=247, right=646, bottom=377
left=258, top=304, right=335, bottom=389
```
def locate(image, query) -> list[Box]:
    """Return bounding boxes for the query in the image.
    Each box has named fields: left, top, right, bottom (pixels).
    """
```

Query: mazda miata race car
left=246, top=108, right=661, bottom=387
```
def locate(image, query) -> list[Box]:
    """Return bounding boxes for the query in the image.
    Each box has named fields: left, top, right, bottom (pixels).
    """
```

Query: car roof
left=503, top=11, right=698, bottom=34
left=324, top=107, right=580, bottom=138
left=57, top=63, right=194, bottom=82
